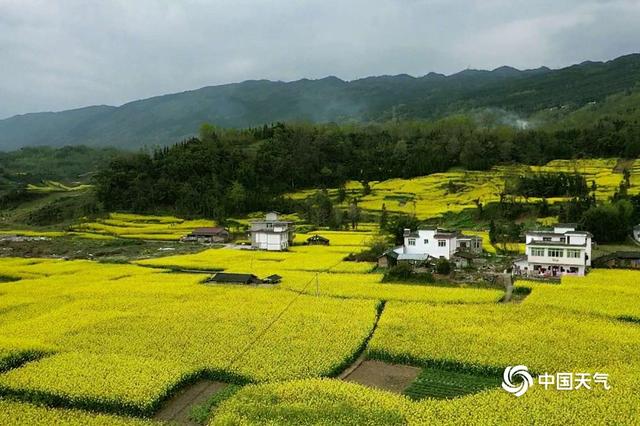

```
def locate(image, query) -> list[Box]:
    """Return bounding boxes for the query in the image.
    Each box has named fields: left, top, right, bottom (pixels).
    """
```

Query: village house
left=378, top=228, right=483, bottom=267
left=512, top=224, right=593, bottom=277
left=249, top=212, right=294, bottom=251
left=183, top=226, right=230, bottom=243
left=633, top=224, right=640, bottom=243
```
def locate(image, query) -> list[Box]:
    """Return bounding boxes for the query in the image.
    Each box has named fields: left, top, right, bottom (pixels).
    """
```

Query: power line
left=223, top=273, right=318, bottom=371
left=223, top=258, right=343, bottom=371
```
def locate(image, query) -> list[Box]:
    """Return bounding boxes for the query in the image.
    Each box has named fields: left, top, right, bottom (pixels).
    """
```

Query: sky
left=1, top=0, right=639, bottom=119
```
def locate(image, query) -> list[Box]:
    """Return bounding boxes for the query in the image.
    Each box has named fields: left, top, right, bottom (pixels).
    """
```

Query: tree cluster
left=94, top=117, right=640, bottom=220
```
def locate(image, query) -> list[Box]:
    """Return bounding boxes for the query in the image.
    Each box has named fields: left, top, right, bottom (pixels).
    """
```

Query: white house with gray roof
left=381, top=228, right=482, bottom=265
left=249, top=212, right=294, bottom=251
left=513, top=224, right=592, bottom=277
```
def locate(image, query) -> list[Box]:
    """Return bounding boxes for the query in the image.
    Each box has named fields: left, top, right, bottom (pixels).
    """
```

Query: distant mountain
left=1, top=54, right=640, bottom=150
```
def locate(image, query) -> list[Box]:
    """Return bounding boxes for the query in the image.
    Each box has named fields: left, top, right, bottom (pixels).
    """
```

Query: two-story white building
left=513, top=224, right=593, bottom=277
left=379, top=228, right=482, bottom=266
left=249, top=212, right=294, bottom=251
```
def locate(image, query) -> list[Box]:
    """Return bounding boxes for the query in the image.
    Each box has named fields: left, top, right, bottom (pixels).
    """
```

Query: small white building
left=249, top=212, right=294, bottom=251
left=384, top=228, right=482, bottom=264
left=513, top=224, right=593, bottom=277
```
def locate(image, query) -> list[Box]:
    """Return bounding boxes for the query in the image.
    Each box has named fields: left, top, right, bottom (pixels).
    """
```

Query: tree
left=385, top=214, right=420, bottom=245
left=337, top=185, right=347, bottom=203
left=228, top=181, right=247, bottom=213
left=436, top=258, right=452, bottom=275
left=489, top=220, right=497, bottom=245
left=581, top=200, right=634, bottom=243
left=362, top=181, right=371, bottom=196
left=379, top=203, right=388, bottom=229
left=349, top=198, right=361, bottom=230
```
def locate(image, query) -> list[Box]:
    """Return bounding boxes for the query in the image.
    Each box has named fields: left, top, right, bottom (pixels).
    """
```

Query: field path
left=154, top=380, right=228, bottom=425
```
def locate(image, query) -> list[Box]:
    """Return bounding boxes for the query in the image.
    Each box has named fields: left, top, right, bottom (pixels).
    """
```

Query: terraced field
left=289, top=158, right=640, bottom=220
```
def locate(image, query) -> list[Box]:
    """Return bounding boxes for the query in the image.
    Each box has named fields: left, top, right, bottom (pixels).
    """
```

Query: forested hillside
left=1, top=54, right=640, bottom=150
left=0, top=146, right=120, bottom=187
left=94, top=117, right=640, bottom=220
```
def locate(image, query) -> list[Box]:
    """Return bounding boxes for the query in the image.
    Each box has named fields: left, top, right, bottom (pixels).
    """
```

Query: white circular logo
left=502, top=365, right=533, bottom=397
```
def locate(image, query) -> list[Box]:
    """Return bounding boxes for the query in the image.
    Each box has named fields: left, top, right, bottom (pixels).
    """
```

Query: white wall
left=404, top=230, right=453, bottom=259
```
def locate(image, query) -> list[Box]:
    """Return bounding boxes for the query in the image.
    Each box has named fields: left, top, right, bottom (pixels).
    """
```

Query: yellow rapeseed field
left=0, top=258, right=378, bottom=416
left=288, top=158, right=640, bottom=220
left=71, top=213, right=215, bottom=241
left=520, top=269, right=640, bottom=321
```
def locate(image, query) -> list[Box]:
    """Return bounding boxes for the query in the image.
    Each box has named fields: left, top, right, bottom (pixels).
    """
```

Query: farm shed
left=377, top=250, right=399, bottom=268
left=207, top=273, right=262, bottom=284
left=183, top=227, right=230, bottom=243
left=263, top=274, right=283, bottom=284
left=306, top=234, right=330, bottom=245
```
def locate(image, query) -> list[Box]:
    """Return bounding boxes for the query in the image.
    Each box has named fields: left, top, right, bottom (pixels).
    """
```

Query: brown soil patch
left=154, top=380, right=228, bottom=425
left=343, top=360, right=421, bottom=393
left=613, top=159, right=635, bottom=173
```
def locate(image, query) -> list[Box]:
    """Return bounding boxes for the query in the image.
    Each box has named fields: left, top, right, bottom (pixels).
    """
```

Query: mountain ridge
left=1, top=53, right=639, bottom=150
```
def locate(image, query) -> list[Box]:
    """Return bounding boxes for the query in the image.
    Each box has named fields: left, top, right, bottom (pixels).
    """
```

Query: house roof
left=565, top=231, right=593, bottom=237
left=251, top=228, right=290, bottom=234
left=379, top=250, right=399, bottom=260
left=434, top=233, right=455, bottom=239
left=528, top=241, right=586, bottom=247
left=457, top=234, right=482, bottom=240
left=263, top=274, right=283, bottom=283
left=208, top=273, right=261, bottom=284
left=397, top=253, right=430, bottom=261
left=513, top=257, right=529, bottom=267
left=190, top=227, right=228, bottom=236
left=526, top=231, right=566, bottom=237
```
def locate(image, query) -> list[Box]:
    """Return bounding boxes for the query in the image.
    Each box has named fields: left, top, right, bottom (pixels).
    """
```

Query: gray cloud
left=0, top=0, right=638, bottom=118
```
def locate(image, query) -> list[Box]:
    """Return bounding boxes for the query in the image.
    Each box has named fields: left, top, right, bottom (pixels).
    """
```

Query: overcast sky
left=1, top=0, right=639, bottom=119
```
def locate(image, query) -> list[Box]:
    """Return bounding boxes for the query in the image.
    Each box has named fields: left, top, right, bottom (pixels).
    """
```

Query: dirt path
left=343, top=360, right=421, bottom=393
left=154, top=380, right=228, bottom=425
left=502, top=274, right=513, bottom=303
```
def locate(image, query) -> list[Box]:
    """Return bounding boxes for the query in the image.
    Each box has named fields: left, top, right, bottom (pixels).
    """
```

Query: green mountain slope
left=1, top=54, right=640, bottom=150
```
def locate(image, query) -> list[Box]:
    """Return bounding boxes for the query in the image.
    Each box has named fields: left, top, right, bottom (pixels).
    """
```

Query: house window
left=548, top=248, right=564, bottom=258
left=567, top=249, right=581, bottom=258
left=543, top=237, right=552, bottom=242
left=408, top=239, right=416, bottom=246
left=266, top=223, right=273, bottom=228
left=438, top=240, right=446, bottom=247
left=424, top=239, right=428, bottom=244
left=531, top=248, right=545, bottom=257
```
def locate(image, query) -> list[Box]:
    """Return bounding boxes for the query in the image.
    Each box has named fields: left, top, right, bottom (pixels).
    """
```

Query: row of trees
left=505, top=172, right=589, bottom=198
